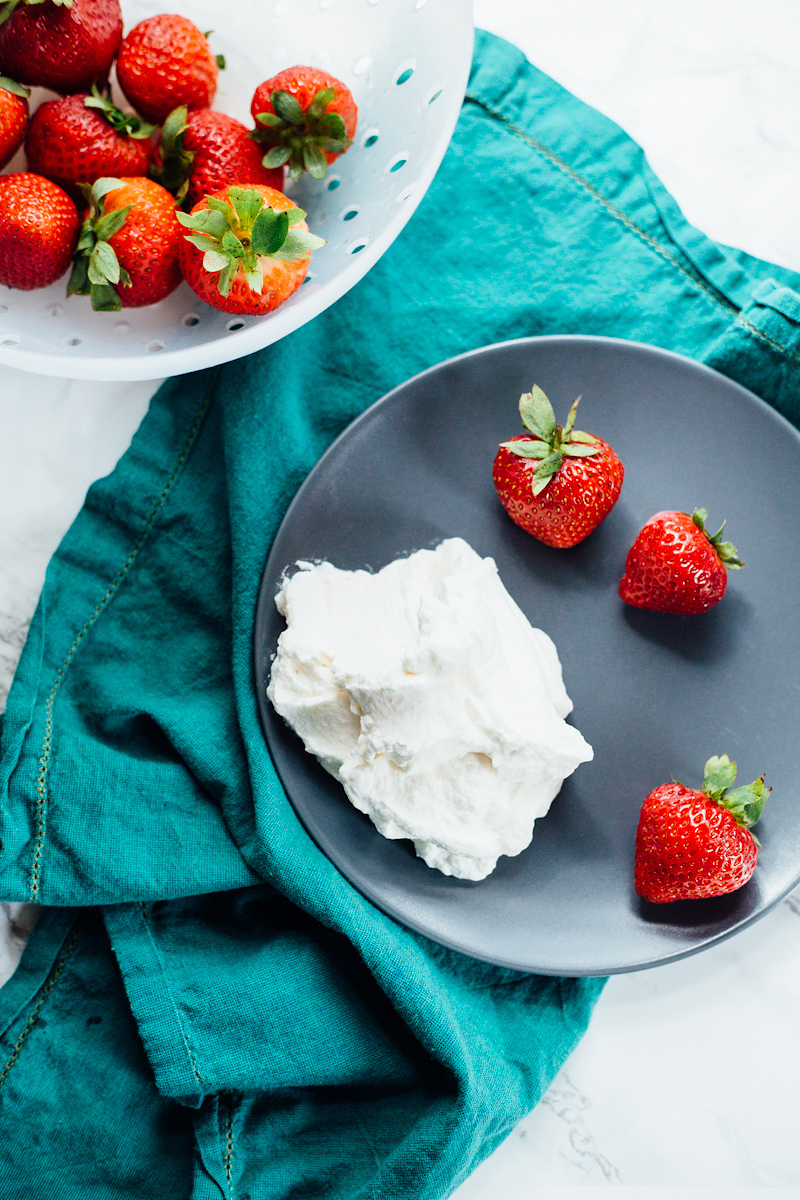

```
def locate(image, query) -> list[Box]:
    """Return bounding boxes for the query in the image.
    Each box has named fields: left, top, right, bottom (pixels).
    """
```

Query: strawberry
left=251, top=65, right=357, bottom=182
left=0, top=74, right=27, bottom=169
left=67, top=175, right=181, bottom=309
left=116, top=15, right=221, bottom=126
left=0, top=171, right=78, bottom=288
left=152, top=106, right=284, bottom=207
left=492, top=387, right=624, bottom=548
left=26, top=90, right=154, bottom=201
left=619, top=508, right=743, bottom=615
left=0, top=0, right=122, bottom=96
left=635, top=754, right=770, bottom=903
left=178, top=183, right=325, bottom=316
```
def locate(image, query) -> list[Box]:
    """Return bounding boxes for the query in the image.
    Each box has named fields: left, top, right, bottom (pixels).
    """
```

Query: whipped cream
left=267, top=538, right=592, bottom=880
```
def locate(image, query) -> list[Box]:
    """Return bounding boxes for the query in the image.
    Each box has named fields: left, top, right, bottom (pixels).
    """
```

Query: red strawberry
left=492, top=387, right=624, bottom=548
left=0, top=0, right=122, bottom=96
left=0, top=74, right=28, bottom=169
left=178, top=183, right=325, bottom=316
left=635, top=754, right=769, bottom=903
left=251, top=65, right=357, bottom=182
left=116, top=15, right=220, bottom=126
left=619, top=508, right=743, bottom=614
left=26, top=90, right=154, bottom=201
left=152, top=106, right=283, bottom=207
left=68, top=175, right=182, bottom=309
left=0, top=171, right=78, bottom=288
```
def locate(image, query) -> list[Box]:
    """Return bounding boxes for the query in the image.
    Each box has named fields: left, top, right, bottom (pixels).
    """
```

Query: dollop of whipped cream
left=267, top=538, right=592, bottom=880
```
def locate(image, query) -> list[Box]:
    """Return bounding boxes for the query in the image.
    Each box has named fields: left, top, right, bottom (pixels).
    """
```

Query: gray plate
left=254, top=335, right=800, bottom=976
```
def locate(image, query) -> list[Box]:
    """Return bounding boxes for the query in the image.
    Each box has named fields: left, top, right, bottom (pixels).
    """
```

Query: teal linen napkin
left=3, top=29, right=800, bottom=1199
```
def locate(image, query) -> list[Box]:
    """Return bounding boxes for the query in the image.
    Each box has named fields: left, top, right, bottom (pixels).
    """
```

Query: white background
left=2, top=2, right=800, bottom=1197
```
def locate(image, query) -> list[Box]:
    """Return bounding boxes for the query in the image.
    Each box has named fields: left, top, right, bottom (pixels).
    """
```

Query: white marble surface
left=2, top=1, right=800, bottom=1194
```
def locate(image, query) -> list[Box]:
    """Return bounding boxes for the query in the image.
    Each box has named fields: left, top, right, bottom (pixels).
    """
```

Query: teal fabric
left=3, top=28, right=800, bottom=1198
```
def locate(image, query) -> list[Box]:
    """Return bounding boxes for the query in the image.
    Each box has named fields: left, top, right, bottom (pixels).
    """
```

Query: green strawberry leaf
left=88, top=239, right=121, bottom=285
left=306, top=86, right=334, bottom=121
left=501, top=439, right=550, bottom=459
left=92, top=177, right=125, bottom=203
left=568, top=429, right=599, bottom=445
left=228, top=186, right=263, bottom=230
left=94, top=204, right=132, bottom=244
left=702, top=754, right=738, bottom=799
left=89, top=281, right=122, bottom=312
left=216, top=260, right=237, bottom=297
left=251, top=208, right=288, bottom=255
left=84, top=87, right=155, bottom=138
left=66, top=255, right=89, bottom=297
left=302, top=142, right=328, bottom=178
left=202, top=249, right=230, bottom=272
left=0, top=75, right=29, bottom=97
left=181, top=233, right=217, bottom=255
left=271, top=89, right=304, bottom=125
left=215, top=54, right=225, bottom=70
left=263, top=145, right=292, bottom=168
left=519, top=386, right=557, bottom=442
left=531, top=450, right=563, bottom=496
left=319, top=111, right=346, bottom=139
left=720, top=776, right=770, bottom=828
left=715, top=541, right=745, bottom=569
left=221, top=230, right=244, bottom=256
left=271, top=227, right=326, bottom=261
left=255, top=111, right=283, bottom=128
left=206, top=196, right=237, bottom=221
left=244, top=263, right=263, bottom=293
left=562, top=396, right=581, bottom=440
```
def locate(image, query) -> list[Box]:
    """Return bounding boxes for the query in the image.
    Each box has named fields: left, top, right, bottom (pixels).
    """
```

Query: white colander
left=0, top=0, right=473, bottom=380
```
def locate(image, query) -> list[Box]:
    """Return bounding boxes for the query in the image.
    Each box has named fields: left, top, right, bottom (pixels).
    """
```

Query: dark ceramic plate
left=254, top=336, right=800, bottom=976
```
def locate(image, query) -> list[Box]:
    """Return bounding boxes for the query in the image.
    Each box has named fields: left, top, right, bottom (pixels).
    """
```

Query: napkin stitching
left=223, top=1090, right=235, bottom=1198
left=735, top=314, right=800, bottom=366
left=463, top=94, right=737, bottom=316
left=0, top=915, right=83, bottom=1091
left=139, top=901, right=207, bottom=1092
left=28, top=374, right=217, bottom=903
left=464, top=96, right=800, bottom=369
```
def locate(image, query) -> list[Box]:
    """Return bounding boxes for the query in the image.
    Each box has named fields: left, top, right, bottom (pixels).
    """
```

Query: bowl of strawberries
left=0, top=0, right=473, bottom=380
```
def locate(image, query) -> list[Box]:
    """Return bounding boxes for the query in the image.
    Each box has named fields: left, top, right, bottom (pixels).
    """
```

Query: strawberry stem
left=689, top=508, right=744, bottom=569
left=701, top=754, right=770, bottom=829
left=515, top=386, right=600, bottom=496
left=252, top=86, right=351, bottom=182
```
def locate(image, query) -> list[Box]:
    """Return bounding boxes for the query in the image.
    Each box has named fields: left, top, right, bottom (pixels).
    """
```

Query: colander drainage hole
left=350, top=242, right=367, bottom=254
left=1, top=335, right=19, bottom=346
left=388, top=157, right=407, bottom=173
left=66, top=337, right=81, bottom=346
left=47, top=303, right=64, bottom=317
left=342, top=209, right=358, bottom=221
left=0, top=304, right=8, bottom=313
left=327, top=177, right=341, bottom=191
left=147, top=340, right=165, bottom=352
left=362, top=130, right=379, bottom=148
left=395, top=66, right=414, bottom=86
left=427, top=88, right=443, bottom=105
left=183, top=313, right=200, bottom=326
left=226, top=319, right=245, bottom=331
